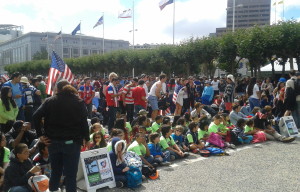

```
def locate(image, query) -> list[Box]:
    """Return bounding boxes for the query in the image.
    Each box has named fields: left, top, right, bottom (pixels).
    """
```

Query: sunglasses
left=95, top=137, right=101, bottom=139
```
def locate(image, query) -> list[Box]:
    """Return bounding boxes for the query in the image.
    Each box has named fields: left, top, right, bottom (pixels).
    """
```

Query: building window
left=83, top=49, right=89, bottom=55
left=73, top=48, right=79, bottom=55
left=63, top=48, right=69, bottom=54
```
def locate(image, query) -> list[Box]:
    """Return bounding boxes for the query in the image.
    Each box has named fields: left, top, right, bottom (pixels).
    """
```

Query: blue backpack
left=126, top=166, right=142, bottom=188
left=206, top=147, right=224, bottom=155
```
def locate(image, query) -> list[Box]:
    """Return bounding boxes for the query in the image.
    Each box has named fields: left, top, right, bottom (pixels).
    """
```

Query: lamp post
left=129, top=29, right=138, bottom=49
left=227, top=0, right=243, bottom=32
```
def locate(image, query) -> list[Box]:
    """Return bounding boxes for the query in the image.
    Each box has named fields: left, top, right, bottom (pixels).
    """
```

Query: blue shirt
left=3, top=81, right=23, bottom=107
left=202, top=86, right=214, bottom=101
left=171, top=133, right=184, bottom=145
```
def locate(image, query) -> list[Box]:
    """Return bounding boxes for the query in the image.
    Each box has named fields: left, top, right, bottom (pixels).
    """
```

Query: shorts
left=148, top=95, right=159, bottom=111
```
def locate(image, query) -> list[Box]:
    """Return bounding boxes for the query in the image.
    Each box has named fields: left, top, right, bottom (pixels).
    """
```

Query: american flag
left=54, top=31, right=62, bottom=41
left=93, top=16, right=104, bottom=29
left=46, top=51, right=74, bottom=95
left=172, top=84, right=183, bottom=104
left=1, top=74, right=9, bottom=81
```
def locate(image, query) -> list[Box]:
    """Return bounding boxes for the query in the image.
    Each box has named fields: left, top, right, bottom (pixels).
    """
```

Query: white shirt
left=250, top=84, right=260, bottom=99
left=211, top=80, right=219, bottom=91
left=143, top=83, right=149, bottom=98
left=149, top=81, right=166, bottom=97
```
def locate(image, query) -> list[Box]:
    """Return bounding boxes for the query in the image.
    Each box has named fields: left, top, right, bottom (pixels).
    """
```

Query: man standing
left=122, top=78, right=138, bottom=123
left=106, top=78, right=121, bottom=133
left=78, top=77, right=95, bottom=118
left=3, top=72, right=24, bottom=121
left=148, top=73, right=167, bottom=120
left=132, top=80, right=147, bottom=115
left=211, top=77, right=219, bottom=97
left=33, top=80, right=89, bottom=192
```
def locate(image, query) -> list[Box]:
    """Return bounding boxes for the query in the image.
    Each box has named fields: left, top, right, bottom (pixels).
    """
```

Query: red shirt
left=132, top=86, right=146, bottom=108
left=106, top=84, right=118, bottom=107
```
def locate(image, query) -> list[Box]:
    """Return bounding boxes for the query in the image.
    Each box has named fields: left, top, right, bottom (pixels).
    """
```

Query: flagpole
left=80, top=21, right=82, bottom=57
left=102, top=13, right=105, bottom=55
left=61, top=27, right=63, bottom=58
left=173, top=0, right=175, bottom=45
left=282, top=1, right=284, bottom=21
left=132, top=0, right=135, bottom=49
left=275, top=2, right=277, bottom=24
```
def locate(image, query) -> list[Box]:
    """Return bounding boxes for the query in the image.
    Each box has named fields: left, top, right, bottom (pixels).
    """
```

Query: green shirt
left=127, top=141, right=146, bottom=156
left=208, top=122, right=223, bottom=134
left=149, top=122, right=160, bottom=133
left=126, top=122, right=132, bottom=133
left=159, top=136, right=175, bottom=150
left=38, top=83, right=47, bottom=99
left=107, top=142, right=112, bottom=152
left=198, top=129, right=208, bottom=140
left=4, top=147, right=10, bottom=163
left=0, top=100, right=19, bottom=124
left=219, top=124, right=229, bottom=133
left=245, top=125, right=253, bottom=133
left=186, top=133, right=194, bottom=144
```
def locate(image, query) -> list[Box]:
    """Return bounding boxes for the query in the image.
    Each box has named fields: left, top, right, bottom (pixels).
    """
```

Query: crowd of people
left=0, top=70, right=299, bottom=191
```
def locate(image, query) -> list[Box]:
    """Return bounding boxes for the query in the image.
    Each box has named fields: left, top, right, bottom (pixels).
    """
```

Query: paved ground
left=91, top=138, right=300, bottom=192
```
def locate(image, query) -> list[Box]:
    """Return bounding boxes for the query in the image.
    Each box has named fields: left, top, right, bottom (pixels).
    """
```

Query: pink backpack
left=207, top=132, right=225, bottom=148
left=251, top=131, right=267, bottom=143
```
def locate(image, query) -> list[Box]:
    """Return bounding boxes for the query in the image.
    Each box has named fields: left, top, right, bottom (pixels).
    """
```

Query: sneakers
left=161, top=161, right=171, bottom=166
left=183, top=152, right=190, bottom=157
left=228, top=144, right=236, bottom=149
left=282, top=137, right=295, bottom=143
left=170, top=155, right=176, bottom=161
left=116, top=181, right=124, bottom=188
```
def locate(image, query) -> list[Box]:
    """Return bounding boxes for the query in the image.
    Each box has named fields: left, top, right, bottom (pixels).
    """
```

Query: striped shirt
left=123, top=85, right=135, bottom=104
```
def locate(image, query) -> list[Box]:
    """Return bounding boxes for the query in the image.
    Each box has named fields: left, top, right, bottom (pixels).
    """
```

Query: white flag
left=118, top=9, right=132, bottom=18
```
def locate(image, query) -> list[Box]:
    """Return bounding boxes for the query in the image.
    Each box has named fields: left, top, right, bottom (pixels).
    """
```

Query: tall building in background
left=211, top=0, right=271, bottom=36
left=0, top=24, right=23, bottom=43
left=227, top=0, right=271, bottom=30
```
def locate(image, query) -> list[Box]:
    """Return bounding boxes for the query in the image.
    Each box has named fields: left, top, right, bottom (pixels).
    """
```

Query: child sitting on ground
left=107, top=129, right=125, bottom=152
left=33, top=142, right=50, bottom=177
left=232, top=119, right=253, bottom=144
left=162, top=116, right=172, bottom=126
left=127, top=133, right=155, bottom=168
left=171, top=125, right=189, bottom=152
left=90, top=123, right=105, bottom=141
left=148, top=133, right=171, bottom=166
left=90, top=131, right=107, bottom=150
left=186, top=122, right=204, bottom=153
left=160, top=125, right=189, bottom=161
left=244, top=119, right=267, bottom=143
left=198, top=119, right=210, bottom=142
left=208, top=115, right=227, bottom=137
left=147, top=115, right=163, bottom=133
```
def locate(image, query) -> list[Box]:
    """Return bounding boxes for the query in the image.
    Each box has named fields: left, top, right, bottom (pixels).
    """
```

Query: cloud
left=1, top=0, right=299, bottom=45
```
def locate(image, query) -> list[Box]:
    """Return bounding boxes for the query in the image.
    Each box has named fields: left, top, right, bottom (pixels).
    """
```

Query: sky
left=1, top=0, right=300, bottom=45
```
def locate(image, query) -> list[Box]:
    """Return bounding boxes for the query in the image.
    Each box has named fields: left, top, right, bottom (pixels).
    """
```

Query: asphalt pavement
left=95, top=138, right=300, bottom=192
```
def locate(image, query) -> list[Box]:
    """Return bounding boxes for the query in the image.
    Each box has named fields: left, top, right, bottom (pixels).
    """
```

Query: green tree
left=32, top=49, right=48, bottom=60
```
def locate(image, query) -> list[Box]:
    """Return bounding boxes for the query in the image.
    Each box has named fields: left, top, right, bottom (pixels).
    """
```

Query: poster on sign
left=279, top=116, right=299, bottom=137
left=80, top=148, right=116, bottom=192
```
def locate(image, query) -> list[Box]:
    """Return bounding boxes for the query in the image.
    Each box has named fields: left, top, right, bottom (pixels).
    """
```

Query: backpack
left=207, top=132, right=225, bottom=148
left=294, top=79, right=300, bottom=96
left=28, top=175, right=49, bottom=192
left=142, top=165, right=157, bottom=178
left=251, top=131, right=267, bottom=143
left=205, top=147, right=225, bottom=155
left=126, top=166, right=142, bottom=188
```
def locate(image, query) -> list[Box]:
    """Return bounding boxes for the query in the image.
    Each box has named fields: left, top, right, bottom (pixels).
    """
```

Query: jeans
left=9, top=186, right=30, bottom=192
left=126, top=104, right=134, bottom=123
left=86, top=102, right=93, bottom=119
left=238, top=135, right=253, bottom=144
left=108, top=106, right=117, bottom=133
left=148, top=95, right=158, bottom=111
left=134, top=105, right=145, bottom=116
left=249, top=97, right=260, bottom=111
left=165, top=150, right=181, bottom=160
left=114, top=175, right=127, bottom=186
left=24, top=105, right=34, bottom=125
left=292, top=101, right=300, bottom=128
left=153, top=151, right=171, bottom=163
left=17, top=107, right=25, bottom=121
left=143, top=155, right=154, bottom=165
left=48, top=140, right=81, bottom=192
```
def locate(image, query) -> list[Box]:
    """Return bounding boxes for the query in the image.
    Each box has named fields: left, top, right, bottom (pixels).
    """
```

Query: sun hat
left=20, top=76, right=29, bottom=84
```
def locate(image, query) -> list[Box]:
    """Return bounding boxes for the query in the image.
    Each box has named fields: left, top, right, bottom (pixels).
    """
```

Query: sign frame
left=279, top=116, right=299, bottom=137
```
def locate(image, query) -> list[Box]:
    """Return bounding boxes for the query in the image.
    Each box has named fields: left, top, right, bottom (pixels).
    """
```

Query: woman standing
left=261, top=77, right=274, bottom=104
left=223, top=74, right=235, bottom=112
left=0, top=87, right=18, bottom=133
left=247, top=77, right=261, bottom=111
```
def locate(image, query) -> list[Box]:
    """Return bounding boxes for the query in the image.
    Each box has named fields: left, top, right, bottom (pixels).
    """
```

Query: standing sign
left=279, top=116, right=299, bottom=137
left=80, top=148, right=116, bottom=192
